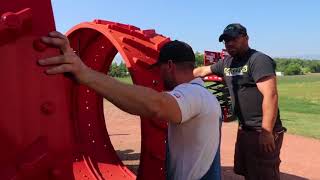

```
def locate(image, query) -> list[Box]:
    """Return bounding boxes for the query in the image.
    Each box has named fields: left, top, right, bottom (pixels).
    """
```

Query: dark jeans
left=200, top=145, right=221, bottom=180
left=234, top=129, right=285, bottom=180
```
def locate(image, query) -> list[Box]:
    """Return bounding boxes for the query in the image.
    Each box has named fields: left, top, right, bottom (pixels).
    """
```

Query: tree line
left=108, top=54, right=205, bottom=78
left=108, top=62, right=129, bottom=77
left=194, top=52, right=320, bottom=76
left=274, top=58, right=320, bottom=75
left=108, top=54, right=320, bottom=77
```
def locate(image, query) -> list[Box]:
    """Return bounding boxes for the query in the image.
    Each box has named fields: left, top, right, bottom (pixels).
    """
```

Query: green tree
left=309, top=61, right=320, bottom=73
left=108, top=61, right=130, bottom=77
left=275, top=58, right=320, bottom=75
left=302, top=67, right=311, bottom=74
left=118, top=61, right=128, bottom=77
left=109, top=62, right=120, bottom=77
left=284, top=63, right=303, bottom=75
left=195, top=52, right=204, bottom=67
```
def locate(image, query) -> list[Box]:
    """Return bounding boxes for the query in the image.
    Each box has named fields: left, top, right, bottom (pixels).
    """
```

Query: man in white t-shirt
left=166, top=78, right=221, bottom=180
left=38, top=32, right=221, bottom=179
left=153, top=41, right=221, bottom=180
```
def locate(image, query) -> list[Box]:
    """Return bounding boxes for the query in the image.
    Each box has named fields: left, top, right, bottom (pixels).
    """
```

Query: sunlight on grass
left=114, top=74, right=320, bottom=139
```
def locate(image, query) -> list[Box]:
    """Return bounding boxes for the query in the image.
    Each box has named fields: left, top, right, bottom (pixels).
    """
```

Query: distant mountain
left=295, top=55, right=320, bottom=60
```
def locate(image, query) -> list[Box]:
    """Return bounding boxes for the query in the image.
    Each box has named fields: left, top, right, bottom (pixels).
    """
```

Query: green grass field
left=117, top=73, right=320, bottom=139
left=117, top=77, right=133, bottom=84
left=278, top=73, right=320, bottom=139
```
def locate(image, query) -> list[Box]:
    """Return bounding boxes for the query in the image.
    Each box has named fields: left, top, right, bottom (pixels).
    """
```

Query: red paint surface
left=0, top=1, right=168, bottom=179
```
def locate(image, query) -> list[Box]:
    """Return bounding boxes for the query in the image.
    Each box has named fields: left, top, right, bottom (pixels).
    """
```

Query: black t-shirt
left=211, top=49, right=283, bottom=131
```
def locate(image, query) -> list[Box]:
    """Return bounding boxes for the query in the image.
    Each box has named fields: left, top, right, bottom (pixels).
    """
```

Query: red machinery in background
left=202, top=50, right=235, bottom=122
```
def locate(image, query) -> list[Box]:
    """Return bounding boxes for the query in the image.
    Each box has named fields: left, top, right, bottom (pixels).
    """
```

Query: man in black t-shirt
left=194, top=23, right=286, bottom=180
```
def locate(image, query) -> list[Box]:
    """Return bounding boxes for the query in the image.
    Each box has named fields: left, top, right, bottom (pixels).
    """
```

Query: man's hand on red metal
left=259, top=129, right=276, bottom=153
left=38, top=31, right=91, bottom=84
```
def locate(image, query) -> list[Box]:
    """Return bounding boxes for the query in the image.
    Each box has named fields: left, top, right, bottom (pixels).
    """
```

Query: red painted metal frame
left=0, top=0, right=75, bottom=179
left=67, top=20, right=169, bottom=180
left=1, top=0, right=169, bottom=179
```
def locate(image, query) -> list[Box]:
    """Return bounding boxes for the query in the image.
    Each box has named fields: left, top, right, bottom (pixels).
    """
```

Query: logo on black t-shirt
left=224, top=65, right=248, bottom=76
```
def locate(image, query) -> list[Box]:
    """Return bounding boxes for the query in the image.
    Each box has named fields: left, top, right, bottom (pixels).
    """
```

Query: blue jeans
left=201, top=119, right=222, bottom=180
left=200, top=145, right=221, bottom=180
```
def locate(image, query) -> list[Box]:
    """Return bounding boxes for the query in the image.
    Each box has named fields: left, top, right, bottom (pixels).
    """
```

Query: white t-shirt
left=166, top=78, right=221, bottom=180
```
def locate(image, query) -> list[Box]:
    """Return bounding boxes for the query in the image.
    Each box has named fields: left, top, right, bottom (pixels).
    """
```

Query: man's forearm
left=261, top=94, right=278, bottom=132
left=193, top=66, right=212, bottom=77
left=84, top=68, right=161, bottom=117
left=37, top=31, right=165, bottom=119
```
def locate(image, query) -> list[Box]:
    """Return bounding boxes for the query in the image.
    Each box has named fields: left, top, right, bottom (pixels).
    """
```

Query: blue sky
left=51, top=0, right=320, bottom=58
